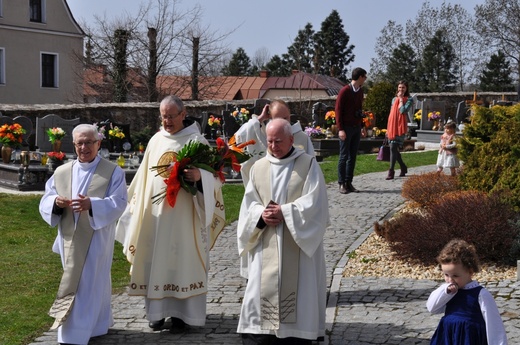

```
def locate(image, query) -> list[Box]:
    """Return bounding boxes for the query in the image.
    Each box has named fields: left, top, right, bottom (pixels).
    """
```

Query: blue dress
left=431, top=286, right=487, bottom=345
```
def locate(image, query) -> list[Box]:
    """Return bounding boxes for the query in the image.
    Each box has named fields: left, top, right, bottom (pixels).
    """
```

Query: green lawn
left=0, top=150, right=437, bottom=345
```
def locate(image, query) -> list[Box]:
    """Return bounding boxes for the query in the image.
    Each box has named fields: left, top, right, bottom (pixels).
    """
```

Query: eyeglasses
left=74, top=140, right=98, bottom=148
left=160, top=112, right=182, bottom=121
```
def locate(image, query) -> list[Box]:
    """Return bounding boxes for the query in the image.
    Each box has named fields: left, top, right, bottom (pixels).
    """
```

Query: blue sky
left=67, top=0, right=484, bottom=71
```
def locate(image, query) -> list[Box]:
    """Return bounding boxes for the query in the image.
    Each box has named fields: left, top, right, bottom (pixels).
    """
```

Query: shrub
left=377, top=191, right=519, bottom=266
left=458, top=104, right=520, bottom=210
left=363, top=81, right=395, bottom=129
left=401, top=172, right=459, bottom=208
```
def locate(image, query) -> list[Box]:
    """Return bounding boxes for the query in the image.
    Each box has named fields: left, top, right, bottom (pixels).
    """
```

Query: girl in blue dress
left=426, top=239, right=508, bottom=345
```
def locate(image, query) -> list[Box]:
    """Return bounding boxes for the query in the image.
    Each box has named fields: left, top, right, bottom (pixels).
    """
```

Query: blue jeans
left=337, top=125, right=362, bottom=184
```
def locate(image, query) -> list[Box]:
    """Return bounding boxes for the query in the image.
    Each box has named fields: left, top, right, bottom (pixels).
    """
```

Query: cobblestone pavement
left=29, top=164, right=520, bottom=345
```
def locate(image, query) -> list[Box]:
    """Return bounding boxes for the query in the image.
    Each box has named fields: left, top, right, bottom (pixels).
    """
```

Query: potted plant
left=0, top=123, right=26, bottom=163
left=46, top=127, right=66, bottom=152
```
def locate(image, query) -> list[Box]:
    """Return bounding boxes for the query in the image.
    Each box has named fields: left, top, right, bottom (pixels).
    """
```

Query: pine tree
left=385, top=43, right=418, bottom=90
left=265, top=55, right=292, bottom=77
left=221, top=47, right=253, bottom=76
left=284, top=23, right=315, bottom=73
left=313, top=10, right=355, bottom=81
left=415, top=29, right=458, bottom=92
left=479, top=51, right=514, bottom=92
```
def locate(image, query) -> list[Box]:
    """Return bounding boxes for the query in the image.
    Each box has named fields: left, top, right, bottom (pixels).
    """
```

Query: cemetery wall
left=0, top=92, right=517, bottom=149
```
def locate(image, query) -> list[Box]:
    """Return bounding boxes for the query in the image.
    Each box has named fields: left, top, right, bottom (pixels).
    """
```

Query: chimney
left=260, top=70, right=270, bottom=78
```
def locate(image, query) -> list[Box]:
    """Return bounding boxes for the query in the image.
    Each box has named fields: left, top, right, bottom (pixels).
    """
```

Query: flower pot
left=1, top=146, right=13, bottom=164
left=52, top=139, right=62, bottom=152
left=432, top=120, right=440, bottom=131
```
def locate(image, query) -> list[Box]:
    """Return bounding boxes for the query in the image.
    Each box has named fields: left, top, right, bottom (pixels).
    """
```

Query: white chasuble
left=115, top=123, right=223, bottom=325
left=237, top=149, right=330, bottom=340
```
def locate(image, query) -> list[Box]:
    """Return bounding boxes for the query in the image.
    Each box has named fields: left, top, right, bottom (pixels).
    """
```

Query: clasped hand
left=56, top=193, right=91, bottom=213
left=262, top=203, right=283, bottom=226
left=183, top=167, right=201, bottom=182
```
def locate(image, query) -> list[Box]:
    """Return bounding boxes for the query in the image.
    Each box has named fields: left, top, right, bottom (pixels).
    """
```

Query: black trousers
left=241, top=333, right=313, bottom=345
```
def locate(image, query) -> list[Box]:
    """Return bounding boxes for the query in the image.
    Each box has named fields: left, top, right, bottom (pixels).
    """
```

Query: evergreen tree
left=479, top=51, right=515, bottom=92
left=221, top=47, right=253, bottom=76
left=415, top=29, right=458, bottom=92
left=265, top=54, right=292, bottom=77
left=385, top=43, right=418, bottom=90
left=313, top=10, right=355, bottom=81
left=284, top=23, right=316, bottom=73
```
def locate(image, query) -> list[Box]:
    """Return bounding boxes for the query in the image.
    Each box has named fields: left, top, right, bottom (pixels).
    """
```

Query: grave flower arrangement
left=428, top=111, right=441, bottom=121
left=231, top=108, right=250, bottom=125
left=0, top=123, right=26, bottom=147
left=414, top=110, right=422, bottom=123
left=108, top=126, right=125, bottom=139
left=150, top=135, right=255, bottom=207
left=46, top=127, right=66, bottom=143
left=304, top=126, right=326, bottom=139
left=208, top=115, right=222, bottom=129
left=362, top=111, right=375, bottom=128
left=325, top=110, right=336, bottom=125
left=47, top=151, right=66, bottom=162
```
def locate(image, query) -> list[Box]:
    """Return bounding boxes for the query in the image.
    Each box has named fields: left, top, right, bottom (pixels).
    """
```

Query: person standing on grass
left=385, top=80, right=412, bottom=180
left=335, top=67, right=367, bottom=194
left=39, top=124, right=128, bottom=345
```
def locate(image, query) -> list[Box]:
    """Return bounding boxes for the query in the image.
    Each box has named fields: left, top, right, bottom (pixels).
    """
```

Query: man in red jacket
left=335, top=67, right=367, bottom=194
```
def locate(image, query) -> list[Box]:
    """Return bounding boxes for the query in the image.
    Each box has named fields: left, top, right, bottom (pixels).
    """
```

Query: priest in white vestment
left=234, top=99, right=315, bottom=279
left=39, top=124, right=128, bottom=345
left=115, top=95, right=224, bottom=333
left=237, top=118, right=329, bottom=344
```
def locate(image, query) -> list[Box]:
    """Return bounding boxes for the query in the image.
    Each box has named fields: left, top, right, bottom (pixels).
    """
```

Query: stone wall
left=0, top=92, right=517, bottom=149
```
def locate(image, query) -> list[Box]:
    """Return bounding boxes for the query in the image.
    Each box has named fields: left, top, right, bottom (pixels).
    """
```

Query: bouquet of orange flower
left=362, top=111, right=375, bottom=128
left=150, top=136, right=255, bottom=207
left=325, top=110, right=336, bottom=125
left=0, top=123, right=26, bottom=147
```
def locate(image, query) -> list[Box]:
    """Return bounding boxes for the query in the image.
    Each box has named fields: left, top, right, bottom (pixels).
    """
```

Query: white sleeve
left=479, top=288, right=508, bottom=345
left=426, top=283, right=455, bottom=314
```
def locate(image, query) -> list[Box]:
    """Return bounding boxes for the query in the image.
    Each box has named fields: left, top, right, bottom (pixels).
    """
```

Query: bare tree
left=369, top=20, right=405, bottom=82
left=252, top=47, right=271, bottom=72
left=475, top=0, right=520, bottom=82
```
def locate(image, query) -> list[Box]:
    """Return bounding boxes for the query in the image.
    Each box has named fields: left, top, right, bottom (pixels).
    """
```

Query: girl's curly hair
left=437, top=239, right=480, bottom=273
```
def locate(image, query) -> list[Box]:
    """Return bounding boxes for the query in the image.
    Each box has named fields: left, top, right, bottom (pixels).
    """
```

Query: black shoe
left=149, top=318, right=165, bottom=330
left=346, top=182, right=359, bottom=193
left=339, top=183, right=348, bottom=194
left=169, top=317, right=187, bottom=334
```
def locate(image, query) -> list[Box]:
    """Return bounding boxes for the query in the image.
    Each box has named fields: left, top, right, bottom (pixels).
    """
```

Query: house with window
left=0, top=0, right=84, bottom=104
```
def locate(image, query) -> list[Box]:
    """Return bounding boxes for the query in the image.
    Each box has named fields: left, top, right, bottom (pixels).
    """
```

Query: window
left=0, top=48, right=5, bottom=85
left=30, top=0, right=45, bottom=23
left=0, top=0, right=3, bottom=18
left=41, top=53, right=58, bottom=88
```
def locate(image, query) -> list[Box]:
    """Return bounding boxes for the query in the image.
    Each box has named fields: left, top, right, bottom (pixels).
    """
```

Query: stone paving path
left=30, top=165, right=520, bottom=344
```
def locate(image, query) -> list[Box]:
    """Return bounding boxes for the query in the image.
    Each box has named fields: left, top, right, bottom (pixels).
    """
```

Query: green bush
left=458, top=104, right=520, bottom=210
left=363, top=81, right=395, bottom=129
left=377, top=190, right=519, bottom=266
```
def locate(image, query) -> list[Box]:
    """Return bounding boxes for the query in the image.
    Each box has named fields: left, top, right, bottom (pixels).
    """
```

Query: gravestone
left=36, top=114, right=80, bottom=153
left=222, top=110, right=241, bottom=138
left=420, top=100, right=446, bottom=130
left=455, top=101, right=470, bottom=125
left=250, top=98, right=270, bottom=115
left=312, top=102, right=334, bottom=128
